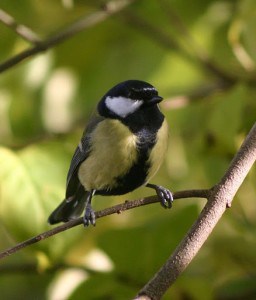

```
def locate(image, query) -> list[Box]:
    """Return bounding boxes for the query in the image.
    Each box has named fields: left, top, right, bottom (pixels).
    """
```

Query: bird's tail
left=48, top=189, right=88, bottom=224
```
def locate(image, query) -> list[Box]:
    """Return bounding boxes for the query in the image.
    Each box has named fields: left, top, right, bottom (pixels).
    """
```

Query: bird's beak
left=148, top=95, right=163, bottom=105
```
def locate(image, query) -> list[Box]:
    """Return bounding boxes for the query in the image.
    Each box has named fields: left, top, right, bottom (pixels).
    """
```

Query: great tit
left=48, top=80, right=173, bottom=226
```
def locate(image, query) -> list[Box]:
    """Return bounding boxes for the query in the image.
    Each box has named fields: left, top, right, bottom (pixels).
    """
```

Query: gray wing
left=48, top=114, right=105, bottom=224
left=65, top=114, right=105, bottom=198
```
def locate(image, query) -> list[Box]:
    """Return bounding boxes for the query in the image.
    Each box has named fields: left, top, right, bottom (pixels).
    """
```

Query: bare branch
left=0, top=189, right=208, bottom=260
left=136, top=122, right=256, bottom=300
left=0, top=0, right=137, bottom=73
left=0, top=9, right=41, bottom=44
left=0, top=127, right=254, bottom=299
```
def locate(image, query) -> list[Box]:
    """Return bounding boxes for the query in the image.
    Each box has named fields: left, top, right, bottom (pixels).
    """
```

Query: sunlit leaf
left=0, top=142, right=83, bottom=259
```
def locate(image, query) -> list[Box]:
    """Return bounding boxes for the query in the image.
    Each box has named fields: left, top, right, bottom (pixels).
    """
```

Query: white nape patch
left=105, top=96, right=143, bottom=118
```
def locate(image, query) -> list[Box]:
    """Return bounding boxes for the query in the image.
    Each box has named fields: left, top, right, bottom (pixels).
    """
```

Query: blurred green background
left=0, top=0, right=255, bottom=299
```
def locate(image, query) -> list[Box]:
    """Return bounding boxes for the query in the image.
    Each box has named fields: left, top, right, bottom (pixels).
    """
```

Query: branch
left=0, top=0, right=137, bottom=73
left=0, top=126, right=254, bottom=299
left=136, top=122, right=256, bottom=300
left=0, top=189, right=208, bottom=260
left=0, top=9, right=41, bottom=44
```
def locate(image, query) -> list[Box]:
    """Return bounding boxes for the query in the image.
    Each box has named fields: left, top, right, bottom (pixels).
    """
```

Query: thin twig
left=136, top=122, right=256, bottom=300
left=0, top=189, right=208, bottom=260
left=0, top=9, right=41, bottom=44
left=0, top=0, right=137, bottom=73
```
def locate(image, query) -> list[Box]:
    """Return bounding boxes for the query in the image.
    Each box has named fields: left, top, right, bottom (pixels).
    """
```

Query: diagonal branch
left=0, top=9, right=41, bottom=44
left=0, top=127, right=254, bottom=300
left=0, top=0, right=137, bottom=73
left=136, top=122, right=256, bottom=300
left=0, top=189, right=208, bottom=260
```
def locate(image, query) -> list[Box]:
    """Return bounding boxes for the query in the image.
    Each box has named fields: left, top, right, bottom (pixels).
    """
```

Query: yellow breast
left=78, top=119, right=138, bottom=191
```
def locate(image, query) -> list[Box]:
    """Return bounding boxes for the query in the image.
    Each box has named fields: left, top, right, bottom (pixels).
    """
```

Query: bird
left=48, top=80, right=173, bottom=226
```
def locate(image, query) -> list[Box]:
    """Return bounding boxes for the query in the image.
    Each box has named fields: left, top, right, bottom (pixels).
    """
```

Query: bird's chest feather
left=78, top=117, right=168, bottom=193
left=78, top=119, right=139, bottom=190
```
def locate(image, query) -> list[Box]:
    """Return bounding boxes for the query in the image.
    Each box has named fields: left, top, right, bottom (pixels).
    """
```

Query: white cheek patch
left=105, top=96, right=143, bottom=118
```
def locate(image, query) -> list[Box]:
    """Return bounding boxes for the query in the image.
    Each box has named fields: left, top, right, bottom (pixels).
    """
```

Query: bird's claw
left=155, top=186, right=173, bottom=209
left=83, top=204, right=96, bottom=227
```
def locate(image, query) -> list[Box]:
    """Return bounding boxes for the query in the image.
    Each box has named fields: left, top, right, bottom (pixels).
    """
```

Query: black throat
left=121, top=104, right=164, bottom=135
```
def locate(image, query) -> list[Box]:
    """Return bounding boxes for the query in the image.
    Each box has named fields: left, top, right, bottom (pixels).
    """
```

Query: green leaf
left=0, top=142, right=83, bottom=260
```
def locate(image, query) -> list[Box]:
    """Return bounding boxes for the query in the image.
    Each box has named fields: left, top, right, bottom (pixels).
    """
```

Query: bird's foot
left=147, top=184, right=173, bottom=209
left=83, top=203, right=96, bottom=227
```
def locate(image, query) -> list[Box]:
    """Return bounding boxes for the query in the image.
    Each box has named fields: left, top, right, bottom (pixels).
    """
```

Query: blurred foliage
left=0, top=0, right=255, bottom=299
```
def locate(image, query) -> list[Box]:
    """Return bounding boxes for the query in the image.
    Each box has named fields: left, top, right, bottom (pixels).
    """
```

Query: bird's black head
left=97, top=80, right=163, bottom=119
